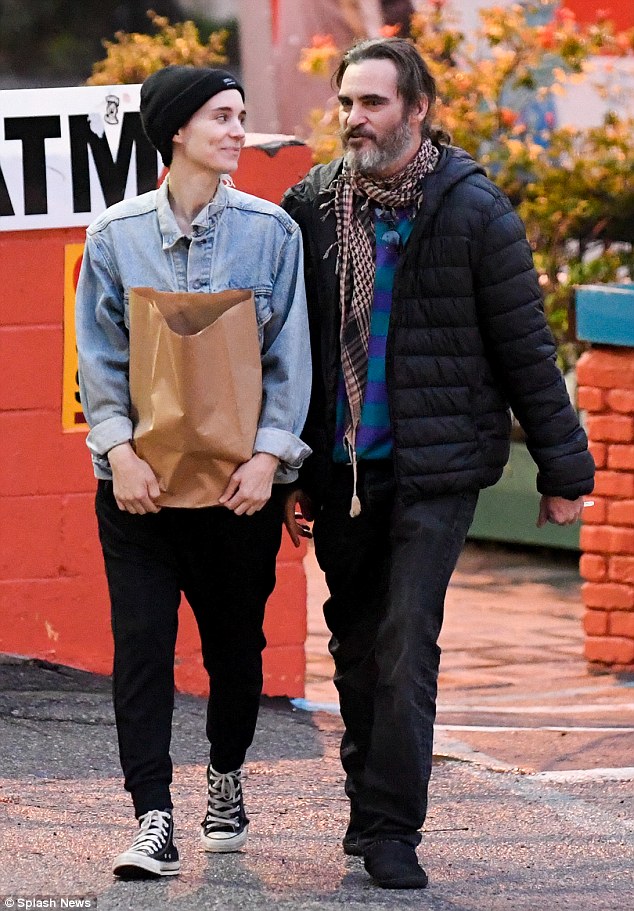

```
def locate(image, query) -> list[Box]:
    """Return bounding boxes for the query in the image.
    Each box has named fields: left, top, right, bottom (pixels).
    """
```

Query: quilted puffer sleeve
left=474, top=194, right=594, bottom=499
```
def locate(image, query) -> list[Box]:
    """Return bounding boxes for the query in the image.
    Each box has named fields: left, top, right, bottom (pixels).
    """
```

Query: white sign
left=0, top=84, right=161, bottom=231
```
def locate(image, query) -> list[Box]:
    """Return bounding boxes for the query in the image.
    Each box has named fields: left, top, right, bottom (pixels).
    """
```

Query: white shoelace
left=130, top=809, right=171, bottom=855
left=203, top=768, right=242, bottom=830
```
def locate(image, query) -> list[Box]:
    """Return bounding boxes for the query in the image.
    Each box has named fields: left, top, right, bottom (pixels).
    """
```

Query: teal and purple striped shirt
left=333, top=206, right=415, bottom=462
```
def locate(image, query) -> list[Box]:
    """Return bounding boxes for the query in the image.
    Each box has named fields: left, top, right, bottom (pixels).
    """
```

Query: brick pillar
left=577, top=349, right=634, bottom=671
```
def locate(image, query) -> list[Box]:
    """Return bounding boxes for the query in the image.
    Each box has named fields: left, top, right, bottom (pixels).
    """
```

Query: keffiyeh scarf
left=329, top=137, right=440, bottom=514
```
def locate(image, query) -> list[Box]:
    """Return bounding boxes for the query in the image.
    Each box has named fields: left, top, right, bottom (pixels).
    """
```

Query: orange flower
left=298, top=34, right=339, bottom=77
left=615, top=31, right=634, bottom=53
left=311, top=33, right=337, bottom=49
left=380, top=25, right=401, bottom=38
left=499, top=107, right=518, bottom=127
left=538, top=24, right=556, bottom=50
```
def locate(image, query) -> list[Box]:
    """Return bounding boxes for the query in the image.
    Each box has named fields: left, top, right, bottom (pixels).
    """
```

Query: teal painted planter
left=468, top=440, right=580, bottom=550
left=576, top=283, right=634, bottom=347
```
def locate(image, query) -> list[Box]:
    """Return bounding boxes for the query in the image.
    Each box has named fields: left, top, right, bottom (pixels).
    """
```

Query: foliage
left=87, top=10, right=228, bottom=85
left=300, top=1, right=634, bottom=369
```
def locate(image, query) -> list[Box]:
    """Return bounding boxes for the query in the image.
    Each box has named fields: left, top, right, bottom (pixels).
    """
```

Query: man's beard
left=342, top=118, right=414, bottom=175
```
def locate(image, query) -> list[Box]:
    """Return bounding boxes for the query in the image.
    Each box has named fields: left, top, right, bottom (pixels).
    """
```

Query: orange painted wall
left=564, top=1, right=634, bottom=30
left=0, top=141, right=313, bottom=698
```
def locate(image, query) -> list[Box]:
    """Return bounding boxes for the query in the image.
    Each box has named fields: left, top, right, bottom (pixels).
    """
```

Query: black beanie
left=140, top=65, right=245, bottom=166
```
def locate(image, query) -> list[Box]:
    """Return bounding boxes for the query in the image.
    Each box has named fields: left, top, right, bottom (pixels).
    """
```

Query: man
left=282, top=38, right=594, bottom=890
left=76, top=66, right=311, bottom=878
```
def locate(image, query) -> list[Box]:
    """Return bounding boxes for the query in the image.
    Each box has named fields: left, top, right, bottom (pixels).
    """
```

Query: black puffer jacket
left=282, top=145, right=594, bottom=506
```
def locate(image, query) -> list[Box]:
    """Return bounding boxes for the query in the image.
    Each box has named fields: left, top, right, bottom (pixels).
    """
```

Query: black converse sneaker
left=200, top=764, right=249, bottom=852
left=113, top=809, right=180, bottom=878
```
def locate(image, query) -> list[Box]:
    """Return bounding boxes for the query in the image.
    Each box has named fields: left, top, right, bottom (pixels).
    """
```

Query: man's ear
left=414, top=95, right=429, bottom=126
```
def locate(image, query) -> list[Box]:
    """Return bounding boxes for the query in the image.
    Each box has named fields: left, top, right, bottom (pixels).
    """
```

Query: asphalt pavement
left=0, top=540, right=632, bottom=910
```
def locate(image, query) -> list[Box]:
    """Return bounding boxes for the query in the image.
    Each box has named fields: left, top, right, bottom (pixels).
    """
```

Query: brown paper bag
left=129, top=287, right=262, bottom=508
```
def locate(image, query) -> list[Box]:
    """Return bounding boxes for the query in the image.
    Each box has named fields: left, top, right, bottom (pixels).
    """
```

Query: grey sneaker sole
left=200, top=824, right=248, bottom=853
left=113, top=851, right=180, bottom=878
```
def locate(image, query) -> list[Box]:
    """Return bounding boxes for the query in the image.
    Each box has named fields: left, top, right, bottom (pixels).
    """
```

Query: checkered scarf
left=333, top=138, right=439, bottom=458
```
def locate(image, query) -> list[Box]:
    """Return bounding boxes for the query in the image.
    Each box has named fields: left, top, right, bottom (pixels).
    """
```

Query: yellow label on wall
left=62, top=243, right=88, bottom=431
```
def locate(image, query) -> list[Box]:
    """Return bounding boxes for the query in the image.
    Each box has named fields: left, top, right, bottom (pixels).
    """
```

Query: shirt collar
left=157, top=177, right=230, bottom=250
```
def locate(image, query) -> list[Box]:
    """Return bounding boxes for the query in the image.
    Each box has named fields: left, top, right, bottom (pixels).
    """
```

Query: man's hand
left=108, top=442, right=162, bottom=514
left=219, top=452, right=280, bottom=516
left=283, top=489, right=314, bottom=548
left=537, top=494, right=586, bottom=528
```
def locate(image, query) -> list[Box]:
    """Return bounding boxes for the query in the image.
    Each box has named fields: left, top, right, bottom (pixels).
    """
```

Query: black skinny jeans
left=313, top=462, right=478, bottom=848
left=96, top=480, right=284, bottom=817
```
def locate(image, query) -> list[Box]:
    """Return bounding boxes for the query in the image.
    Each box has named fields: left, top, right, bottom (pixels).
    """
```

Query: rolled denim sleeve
left=75, top=231, right=133, bottom=467
left=255, top=222, right=312, bottom=482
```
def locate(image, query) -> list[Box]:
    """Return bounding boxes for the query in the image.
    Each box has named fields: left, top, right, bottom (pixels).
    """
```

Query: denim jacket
left=76, top=178, right=312, bottom=483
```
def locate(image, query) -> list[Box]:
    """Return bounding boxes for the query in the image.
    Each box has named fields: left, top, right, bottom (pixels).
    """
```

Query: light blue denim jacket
left=76, top=178, right=312, bottom=483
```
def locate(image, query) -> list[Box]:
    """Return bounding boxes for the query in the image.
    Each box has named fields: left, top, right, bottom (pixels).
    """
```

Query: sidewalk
left=0, top=540, right=632, bottom=911
left=304, top=539, right=634, bottom=774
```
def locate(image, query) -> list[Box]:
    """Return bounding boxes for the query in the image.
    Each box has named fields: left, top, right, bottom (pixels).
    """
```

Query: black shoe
left=363, top=840, right=428, bottom=889
left=113, top=809, right=180, bottom=878
left=200, top=764, right=249, bottom=852
left=342, top=832, right=364, bottom=857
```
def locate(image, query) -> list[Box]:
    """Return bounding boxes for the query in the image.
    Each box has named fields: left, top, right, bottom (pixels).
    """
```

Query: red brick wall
left=0, top=142, right=313, bottom=697
left=577, top=349, right=634, bottom=670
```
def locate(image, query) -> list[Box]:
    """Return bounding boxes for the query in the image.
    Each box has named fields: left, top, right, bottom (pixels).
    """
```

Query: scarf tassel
left=346, top=433, right=362, bottom=518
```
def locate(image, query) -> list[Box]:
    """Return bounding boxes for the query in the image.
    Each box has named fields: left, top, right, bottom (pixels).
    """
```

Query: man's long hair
left=332, top=37, right=450, bottom=145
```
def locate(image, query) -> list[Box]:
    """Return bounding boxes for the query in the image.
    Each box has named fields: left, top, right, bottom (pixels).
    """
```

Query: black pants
left=313, top=462, right=478, bottom=848
left=95, top=480, right=284, bottom=817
